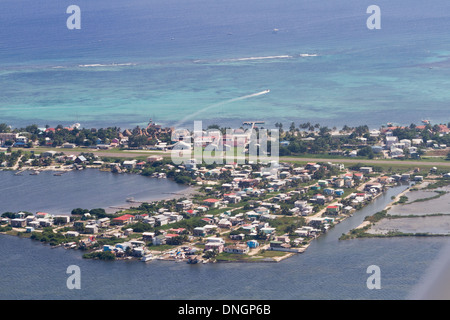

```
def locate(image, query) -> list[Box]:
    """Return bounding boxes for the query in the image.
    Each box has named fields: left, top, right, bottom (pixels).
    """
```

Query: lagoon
left=0, top=169, right=190, bottom=215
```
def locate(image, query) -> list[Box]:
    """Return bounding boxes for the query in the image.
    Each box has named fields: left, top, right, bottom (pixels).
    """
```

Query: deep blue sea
left=1, top=0, right=450, bottom=129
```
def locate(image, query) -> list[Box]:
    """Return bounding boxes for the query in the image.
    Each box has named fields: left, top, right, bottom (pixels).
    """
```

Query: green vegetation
left=424, top=179, right=450, bottom=190
left=394, top=196, right=409, bottom=205
left=30, top=228, right=69, bottom=246
left=82, top=251, right=116, bottom=260
left=409, top=191, right=447, bottom=203
left=0, top=225, right=12, bottom=232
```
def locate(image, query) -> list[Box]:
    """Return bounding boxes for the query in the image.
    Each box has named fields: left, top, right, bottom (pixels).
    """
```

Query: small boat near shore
left=141, top=254, right=154, bottom=262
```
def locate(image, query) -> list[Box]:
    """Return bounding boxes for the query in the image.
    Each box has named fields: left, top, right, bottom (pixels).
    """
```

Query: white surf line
left=174, top=90, right=270, bottom=128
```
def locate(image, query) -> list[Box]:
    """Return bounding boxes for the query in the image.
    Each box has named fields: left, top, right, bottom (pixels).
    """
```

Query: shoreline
left=343, top=180, right=450, bottom=239
left=104, top=186, right=201, bottom=214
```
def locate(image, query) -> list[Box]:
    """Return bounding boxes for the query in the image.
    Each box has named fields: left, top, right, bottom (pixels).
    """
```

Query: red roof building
left=112, top=214, right=135, bottom=225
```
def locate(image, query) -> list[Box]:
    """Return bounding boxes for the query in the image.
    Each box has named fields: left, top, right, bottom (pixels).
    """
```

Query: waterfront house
left=122, top=160, right=137, bottom=170
left=224, top=243, right=249, bottom=254
left=36, top=212, right=51, bottom=219
left=115, top=242, right=132, bottom=251
left=11, top=218, right=27, bottom=228
left=54, top=215, right=70, bottom=225
left=204, top=242, right=224, bottom=253
left=135, top=161, right=146, bottom=170
left=75, top=156, right=87, bottom=164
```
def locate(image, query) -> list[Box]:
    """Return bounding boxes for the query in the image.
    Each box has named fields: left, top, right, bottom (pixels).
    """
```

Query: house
left=11, top=218, right=27, bottom=228
left=311, top=194, right=326, bottom=205
left=247, top=240, right=259, bottom=249
left=66, top=231, right=80, bottom=238
left=204, top=242, right=224, bottom=253
left=62, top=143, right=76, bottom=149
left=147, top=155, right=163, bottom=163
left=38, top=219, right=53, bottom=227
left=53, top=215, right=70, bottom=225
left=135, top=161, right=146, bottom=170
left=85, top=225, right=98, bottom=234
left=14, top=136, right=28, bottom=147
left=97, top=217, right=110, bottom=228
left=326, top=205, right=340, bottom=215
left=42, top=150, right=57, bottom=158
left=36, top=212, right=51, bottom=219
left=205, top=237, right=224, bottom=244
left=386, top=136, right=398, bottom=147
left=154, top=215, right=170, bottom=226
left=360, top=167, right=373, bottom=174
left=224, top=243, right=249, bottom=254
left=218, top=219, right=232, bottom=228
left=122, top=160, right=137, bottom=170
left=294, top=229, right=310, bottom=237
left=354, top=173, right=364, bottom=180
left=142, top=232, right=155, bottom=241
left=260, top=227, right=276, bottom=235
left=75, top=156, right=87, bottom=164
left=152, top=235, right=167, bottom=246
left=176, top=200, right=193, bottom=211
left=112, top=214, right=135, bottom=225
left=193, top=227, right=206, bottom=237
left=203, top=198, right=221, bottom=208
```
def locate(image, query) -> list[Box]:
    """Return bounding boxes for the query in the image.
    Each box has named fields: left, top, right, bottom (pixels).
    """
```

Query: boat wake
left=174, top=90, right=270, bottom=128
left=78, top=63, right=137, bottom=68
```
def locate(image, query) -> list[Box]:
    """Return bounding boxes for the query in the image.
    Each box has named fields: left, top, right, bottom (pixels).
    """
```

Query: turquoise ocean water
left=1, top=0, right=450, bottom=129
